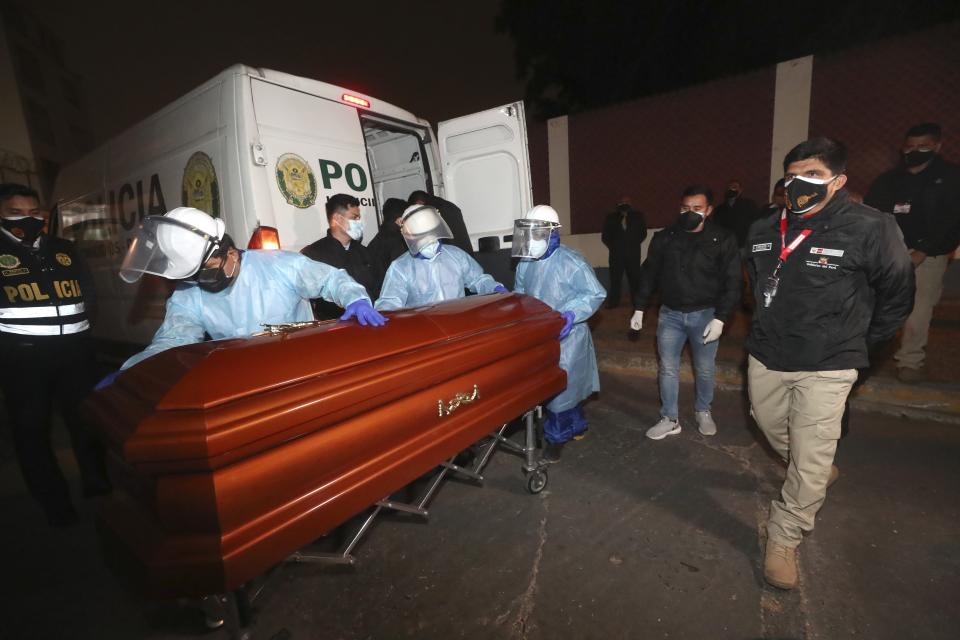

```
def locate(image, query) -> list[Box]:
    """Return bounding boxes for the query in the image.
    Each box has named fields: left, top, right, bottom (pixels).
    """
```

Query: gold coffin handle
left=438, top=385, right=481, bottom=417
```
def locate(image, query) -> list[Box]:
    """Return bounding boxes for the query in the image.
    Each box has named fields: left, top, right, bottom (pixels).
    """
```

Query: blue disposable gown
left=375, top=245, right=502, bottom=311
left=121, top=250, right=369, bottom=369
left=514, top=245, right=606, bottom=412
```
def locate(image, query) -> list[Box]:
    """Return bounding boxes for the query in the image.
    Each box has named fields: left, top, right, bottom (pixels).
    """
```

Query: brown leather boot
left=764, top=542, right=798, bottom=590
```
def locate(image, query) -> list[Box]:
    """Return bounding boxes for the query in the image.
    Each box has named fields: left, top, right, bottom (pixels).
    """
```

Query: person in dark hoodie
left=601, top=197, right=647, bottom=308
left=408, top=190, right=474, bottom=255
left=368, top=197, right=409, bottom=273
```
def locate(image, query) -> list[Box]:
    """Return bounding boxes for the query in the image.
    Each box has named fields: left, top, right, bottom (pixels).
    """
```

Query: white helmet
left=512, top=204, right=561, bottom=259
left=120, top=207, right=226, bottom=283
left=400, top=205, right=453, bottom=255
left=522, top=205, right=561, bottom=226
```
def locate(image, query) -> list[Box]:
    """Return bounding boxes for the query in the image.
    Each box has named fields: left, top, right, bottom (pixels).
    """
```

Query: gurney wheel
left=526, top=469, right=548, bottom=494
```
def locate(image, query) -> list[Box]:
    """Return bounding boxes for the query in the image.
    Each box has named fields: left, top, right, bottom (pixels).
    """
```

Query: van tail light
left=248, top=226, right=280, bottom=250
left=341, top=94, right=370, bottom=108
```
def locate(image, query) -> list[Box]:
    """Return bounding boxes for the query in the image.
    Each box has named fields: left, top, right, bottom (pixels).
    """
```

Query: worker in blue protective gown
left=512, top=205, right=606, bottom=463
left=375, top=204, right=505, bottom=311
left=104, top=207, right=385, bottom=375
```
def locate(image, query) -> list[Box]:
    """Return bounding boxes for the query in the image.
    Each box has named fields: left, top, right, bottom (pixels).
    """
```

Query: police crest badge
left=276, top=154, right=317, bottom=209
left=0, top=254, right=20, bottom=269
left=55, top=253, right=72, bottom=266
left=181, top=151, right=221, bottom=217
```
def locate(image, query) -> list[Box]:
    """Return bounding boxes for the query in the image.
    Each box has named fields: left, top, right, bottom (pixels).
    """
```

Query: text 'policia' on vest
left=0, top=231, right=92, bottom=337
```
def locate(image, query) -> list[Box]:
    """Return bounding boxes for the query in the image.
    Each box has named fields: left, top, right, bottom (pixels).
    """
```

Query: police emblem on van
left=55, top=253, right=72, bottom=266
left=276, top=154, right=317, bottom=209
left=0, top=254, right=20, bottom=269
left=181, top=151, right=221, bottom=218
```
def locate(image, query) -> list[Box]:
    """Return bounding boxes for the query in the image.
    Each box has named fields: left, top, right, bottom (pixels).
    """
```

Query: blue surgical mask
left=346, top=219, right=364, bottom=242
left=418, top=241, right=441, bottom=260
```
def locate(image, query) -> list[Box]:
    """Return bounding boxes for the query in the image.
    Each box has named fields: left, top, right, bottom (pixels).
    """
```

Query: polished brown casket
left=84, top=292, right=565, bottom=598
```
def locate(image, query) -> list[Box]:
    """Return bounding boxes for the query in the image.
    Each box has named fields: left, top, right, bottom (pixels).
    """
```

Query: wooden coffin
left=84, top=292, right=565, bottom=598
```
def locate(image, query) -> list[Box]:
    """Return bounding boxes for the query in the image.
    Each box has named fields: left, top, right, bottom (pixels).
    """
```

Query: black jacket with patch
left=865, top=156, right=960, bottom=257
left=301, top=233, right=382, bottom=321
left=745, top=191, right=915, bottom=372
left=632, top=220, right=741, bottom=322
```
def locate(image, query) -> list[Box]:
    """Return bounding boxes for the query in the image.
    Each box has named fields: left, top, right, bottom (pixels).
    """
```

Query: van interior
left=361, top=115, right=432, bottom=220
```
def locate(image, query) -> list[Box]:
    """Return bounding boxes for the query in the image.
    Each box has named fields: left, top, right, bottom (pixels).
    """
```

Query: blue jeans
left=656, top=306, right=719, bottom=420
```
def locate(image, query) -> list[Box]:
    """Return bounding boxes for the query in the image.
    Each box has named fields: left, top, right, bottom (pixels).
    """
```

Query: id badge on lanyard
left=763, top=212, right=811, bottom=308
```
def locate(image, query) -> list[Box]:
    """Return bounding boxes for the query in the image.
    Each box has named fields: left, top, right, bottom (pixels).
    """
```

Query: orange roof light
left=248, top=226, right=280, bottom=250
left=341, top=94, right=370, bottom=108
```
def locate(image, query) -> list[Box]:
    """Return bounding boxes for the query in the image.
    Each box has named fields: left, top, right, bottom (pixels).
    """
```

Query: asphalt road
left=2, top=371, right=958, bottom=639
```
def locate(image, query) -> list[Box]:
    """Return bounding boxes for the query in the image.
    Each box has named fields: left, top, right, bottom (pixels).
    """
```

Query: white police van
left=52, top=64, right=533, bottom=349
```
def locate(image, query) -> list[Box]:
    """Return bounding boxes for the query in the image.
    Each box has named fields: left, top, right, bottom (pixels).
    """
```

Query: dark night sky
left=30, top=0, right=526, bottom=144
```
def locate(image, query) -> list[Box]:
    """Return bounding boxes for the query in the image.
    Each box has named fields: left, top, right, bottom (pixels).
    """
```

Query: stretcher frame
left=203, top=408, right=549, bottom=639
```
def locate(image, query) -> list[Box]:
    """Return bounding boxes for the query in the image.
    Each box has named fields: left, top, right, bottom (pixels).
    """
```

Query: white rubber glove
left=702, top=318, right=724, bottom=344
left=630, top=310, right=643, bottom=331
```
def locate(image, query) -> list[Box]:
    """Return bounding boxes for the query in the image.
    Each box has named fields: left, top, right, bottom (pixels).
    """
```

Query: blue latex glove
left=340, top=299, right=388, bottom=326
left=95, top=370, right=120, bottom=391
left=558, top=311, right=576, bottom=340
left=493, top=285, right=508, bottom=294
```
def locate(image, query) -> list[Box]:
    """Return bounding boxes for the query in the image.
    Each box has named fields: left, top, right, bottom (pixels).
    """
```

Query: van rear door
left=437, top=102, right=533, bottom=250
left=250, top=79, right=377, bottom=251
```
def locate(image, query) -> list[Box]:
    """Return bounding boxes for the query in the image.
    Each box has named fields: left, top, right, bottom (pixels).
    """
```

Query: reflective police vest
left=0, top=232, right=91, bottom=337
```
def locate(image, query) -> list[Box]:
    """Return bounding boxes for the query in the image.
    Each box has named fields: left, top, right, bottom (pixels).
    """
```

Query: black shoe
left=540, top=442, right=564, bottom=464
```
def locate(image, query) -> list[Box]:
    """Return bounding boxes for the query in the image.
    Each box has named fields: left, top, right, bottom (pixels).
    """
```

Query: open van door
left=437, top=102, right=533, bottom=251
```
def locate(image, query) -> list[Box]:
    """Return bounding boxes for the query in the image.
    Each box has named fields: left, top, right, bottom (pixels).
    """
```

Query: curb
left=596, top=348, right=960, bottom=425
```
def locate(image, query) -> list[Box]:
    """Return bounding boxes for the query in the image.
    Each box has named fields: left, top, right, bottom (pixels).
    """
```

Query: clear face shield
left=119, top=215, right=221, bottom=283
left=511, top=219, right=559, bottom=259
left=400, top=206, right=453, bottom=255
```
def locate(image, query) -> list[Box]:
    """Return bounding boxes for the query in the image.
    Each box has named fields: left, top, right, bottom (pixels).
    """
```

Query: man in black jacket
left=712, top=179, right=761, bottom=250
left=408, top=190, right=474, bottom=256
left=601, top=198, right=647, bottom=308
left=0, top=183, right=110, bottom=526
left=301, top=194, right=383, bottom=320
left=629, top=185, right=740, bottom=440
left=367, top=197, right=409, bottom=274
left=865, top=123, right=960, bottom=382
left=746, top=138, right=914, bottom=591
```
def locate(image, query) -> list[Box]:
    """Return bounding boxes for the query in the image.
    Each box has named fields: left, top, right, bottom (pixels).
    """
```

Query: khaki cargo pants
left=895, top=254, right=949, bottom=371
left=747, top=355, right=857, bottom=548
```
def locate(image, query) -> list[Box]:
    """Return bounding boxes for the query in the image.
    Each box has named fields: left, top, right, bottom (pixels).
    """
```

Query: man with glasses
left=629, top=185, right=741, bottom=441
left=111, top=207, right=386, bottom=373
left=745, top=137, right=914, bottom=590
left=865, top=123, right=960, bottom=383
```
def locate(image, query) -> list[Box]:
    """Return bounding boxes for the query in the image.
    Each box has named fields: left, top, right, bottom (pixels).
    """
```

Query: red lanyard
left=779, top=211, right=811, bottom=261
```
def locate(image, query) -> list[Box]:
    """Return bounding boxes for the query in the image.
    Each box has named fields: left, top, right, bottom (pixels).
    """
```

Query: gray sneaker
left=695, top=411, right=717, bottom=436
left=646, top=417, right=681, bottom=440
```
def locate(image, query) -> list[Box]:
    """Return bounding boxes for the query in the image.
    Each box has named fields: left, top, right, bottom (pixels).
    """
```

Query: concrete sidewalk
left=591, top=298, right=960, bottom=423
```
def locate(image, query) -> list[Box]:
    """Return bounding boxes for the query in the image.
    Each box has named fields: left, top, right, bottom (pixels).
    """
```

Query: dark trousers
left=1, top=336, right=109, bottom=517
left=608, top=253, right=641, bottom=305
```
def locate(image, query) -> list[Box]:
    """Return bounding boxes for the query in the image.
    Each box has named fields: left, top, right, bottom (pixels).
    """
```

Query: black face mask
left=2, top=216, right=45, bottom=245
left=785, top=176, right=836, bottom=215
left=725, top=189, right=739, bottom=201
left=679, top=210, right=705, bottom=231
left=903, top=149, right=934, bottom=168
left=196, top=235, right=240, bottom=293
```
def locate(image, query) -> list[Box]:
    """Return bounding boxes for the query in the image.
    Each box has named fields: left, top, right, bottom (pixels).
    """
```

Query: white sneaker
left=646, top=417, right=681, bottom=440
left=695, top=411, right=717, bottom=436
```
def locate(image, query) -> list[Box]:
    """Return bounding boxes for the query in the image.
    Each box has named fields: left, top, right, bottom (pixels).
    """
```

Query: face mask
left=527, top=238, right=548, bottom=259
left=678, top=210, right=704, bottom=231
left=197, top=247, right=241, bottom=293
left=2, top=215, right=45, bottom=245
left=725, top=189, right=739, bottom=201
left=418, top=241, right=440, bottom=260
left=785, top=175, right=837, bottom=214
left=345, top=219, right=364, bottom=242
left=903, top=149, right=934, bottom=168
